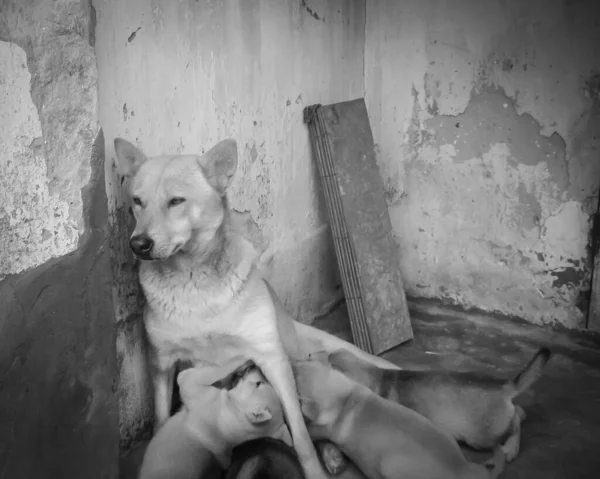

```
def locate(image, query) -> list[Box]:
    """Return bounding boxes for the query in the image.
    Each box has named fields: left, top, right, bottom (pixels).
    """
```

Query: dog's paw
left=316, top=441, right=347, bottom=476
left=515, top=405, right=527, bottom=422
left=501, top=440, right=520, bottom=462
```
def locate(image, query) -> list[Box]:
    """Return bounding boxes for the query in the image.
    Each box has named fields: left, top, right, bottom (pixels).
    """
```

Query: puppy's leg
left=501, top=405, right=525, bottom=462
left=255, top=356, right=327, bottom=479
left=152, top=363, right=176, bottom=433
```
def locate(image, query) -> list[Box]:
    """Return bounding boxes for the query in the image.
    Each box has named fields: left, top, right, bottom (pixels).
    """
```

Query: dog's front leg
left=256, top=356, right=328, bottom=479
left=151, top=362, right=175, bottom=433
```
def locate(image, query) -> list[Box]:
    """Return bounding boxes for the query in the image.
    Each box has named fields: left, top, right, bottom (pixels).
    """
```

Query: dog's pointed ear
left=246, top=405, right=273, bottom=424
left=198, top=139, right=238, bottom=195
left=114, top=138, right=148, bottom=177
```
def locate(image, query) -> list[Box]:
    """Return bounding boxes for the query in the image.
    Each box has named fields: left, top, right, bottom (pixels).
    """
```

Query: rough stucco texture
left=0, top=0, right=98, bottom=278
left=0, top=42, right=79, bottom=278
left=366, top=0, right=600, bottom=329
left=94, top=0, right=363, bottom=448
left=0, top=0, right=119, bottom=476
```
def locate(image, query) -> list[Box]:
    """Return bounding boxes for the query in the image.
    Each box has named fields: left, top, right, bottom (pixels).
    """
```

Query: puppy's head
left=113, top=138, right=238, bottom=261
left=179, top=364, right=290, bottom=445
left=327, top=349, right=381, bottom=391
left=292, top=358, right=351, bottom=428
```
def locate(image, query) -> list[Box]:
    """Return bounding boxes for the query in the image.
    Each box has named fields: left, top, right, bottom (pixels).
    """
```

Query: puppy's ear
left=211, top=359, right=256, bottom=390
left=308, top=350, right=330, bottom=364
left=246, top=405, right=273, bottom=425
left=198, top=138, right=238, bottom=195
left=177, top=368, right=204, bottom=404
left=180, top=363, right=247, bottom=391
left=299, top=397, right=320, bottom=422
left=177, top=367, right=222, bottom=406
left=114, top=138, right=148, bottom=177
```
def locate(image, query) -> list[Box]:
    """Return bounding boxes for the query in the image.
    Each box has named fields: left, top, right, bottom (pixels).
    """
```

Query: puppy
left=294, top=358, right=505, bottom=479
left=327, top=347, right=551, bottom=461
left=113, top=137, right=400, bottom=479
left=138, top=362, right=289, bottom=479
left=224, top=438, right=368, bottom=479
left=224, top=437, right=305, bottom=479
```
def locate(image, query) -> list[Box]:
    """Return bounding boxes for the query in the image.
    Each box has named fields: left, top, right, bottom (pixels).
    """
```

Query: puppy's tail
left=482, top=446, right=505, bottom=479
left=509, top=347, right=552, bottom=397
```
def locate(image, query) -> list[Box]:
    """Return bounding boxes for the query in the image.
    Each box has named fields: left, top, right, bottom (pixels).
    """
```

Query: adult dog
left=113, top=137, right=400, bottom=478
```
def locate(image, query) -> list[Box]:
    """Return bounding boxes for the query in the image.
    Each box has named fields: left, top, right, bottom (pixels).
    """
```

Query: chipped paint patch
left=365, top=0, right=600, bottom=329
left=0, top=42, right=78, bottom=279
left=388, top=92, right=589, bottom=328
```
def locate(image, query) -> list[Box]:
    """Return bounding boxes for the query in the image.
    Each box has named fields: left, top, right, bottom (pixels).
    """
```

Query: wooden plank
left=305, top=98, right=413, bottom=355
left=587, top=209, right=600, bottom=331
left=588, top=253, right=600, bottom=332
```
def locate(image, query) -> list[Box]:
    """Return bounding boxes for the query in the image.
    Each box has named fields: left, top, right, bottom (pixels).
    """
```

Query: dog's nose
left=130, top=234, right=154, bottom=258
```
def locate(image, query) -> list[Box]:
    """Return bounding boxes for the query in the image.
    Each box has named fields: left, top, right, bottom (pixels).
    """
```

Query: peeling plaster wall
left=94, top=0, right=364, bottom=447
left=365, top=0, right=600, bottom=329
left=0, top=43, right=79, bottom=278
left=0, top=0, right=119, bottom=476
left=0, top=0, right=98, bottom=278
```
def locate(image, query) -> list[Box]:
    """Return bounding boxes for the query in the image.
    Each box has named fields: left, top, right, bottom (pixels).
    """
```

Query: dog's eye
left=132, top=196, right=142, bottom=207
left=168, top=197, right=186, bottom=207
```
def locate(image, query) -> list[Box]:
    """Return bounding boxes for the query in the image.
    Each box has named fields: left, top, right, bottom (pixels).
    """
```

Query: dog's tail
left=482, top=446, right=506, bottom=479
left=509, top=347, right=552, bottom=397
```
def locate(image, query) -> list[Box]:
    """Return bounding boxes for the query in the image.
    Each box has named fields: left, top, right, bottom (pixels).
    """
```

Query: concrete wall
left=0, top=0, right=119, bottom=476
left=94, top=0, right=365, bottom=447
left=366, top=0, right=600, bottom=329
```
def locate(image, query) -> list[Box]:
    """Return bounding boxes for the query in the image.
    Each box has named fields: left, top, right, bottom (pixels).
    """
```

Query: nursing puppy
left=328, top=347, right=551, bottom=461
left=224, top=438, right=368, bottom=479
left=294, top=358, right=505, bottom=479
left=138, top=362, right=289, bottom=479
left=224, top=437, right=305, bottom=479
left=113, top=137, right=400, bottom=479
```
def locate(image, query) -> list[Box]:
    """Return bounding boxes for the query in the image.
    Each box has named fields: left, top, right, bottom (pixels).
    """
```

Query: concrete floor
left=121, top=299, right=600, bottom=479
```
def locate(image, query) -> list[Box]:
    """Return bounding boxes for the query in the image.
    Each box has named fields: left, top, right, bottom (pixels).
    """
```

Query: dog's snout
left=130, top=234, right=154, bottom=258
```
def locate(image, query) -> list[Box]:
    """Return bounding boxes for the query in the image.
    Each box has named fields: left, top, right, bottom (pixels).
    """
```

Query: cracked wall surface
left=93, top=0, right=364, bottom=448
left=0, top=0, right=119, bottom=476
left=0, top=42, right=79, bottom=278
left=366, top=0, right=600, bottom=329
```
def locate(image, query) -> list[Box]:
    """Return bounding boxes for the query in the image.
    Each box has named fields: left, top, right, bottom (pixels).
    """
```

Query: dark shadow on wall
left=0, top=130, right=120, bottom=478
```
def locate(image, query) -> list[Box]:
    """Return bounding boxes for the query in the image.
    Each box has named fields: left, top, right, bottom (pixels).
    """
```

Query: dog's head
left=113, top=138, right=238, bottom=261
left=292, top=358, right=352, bottom=430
